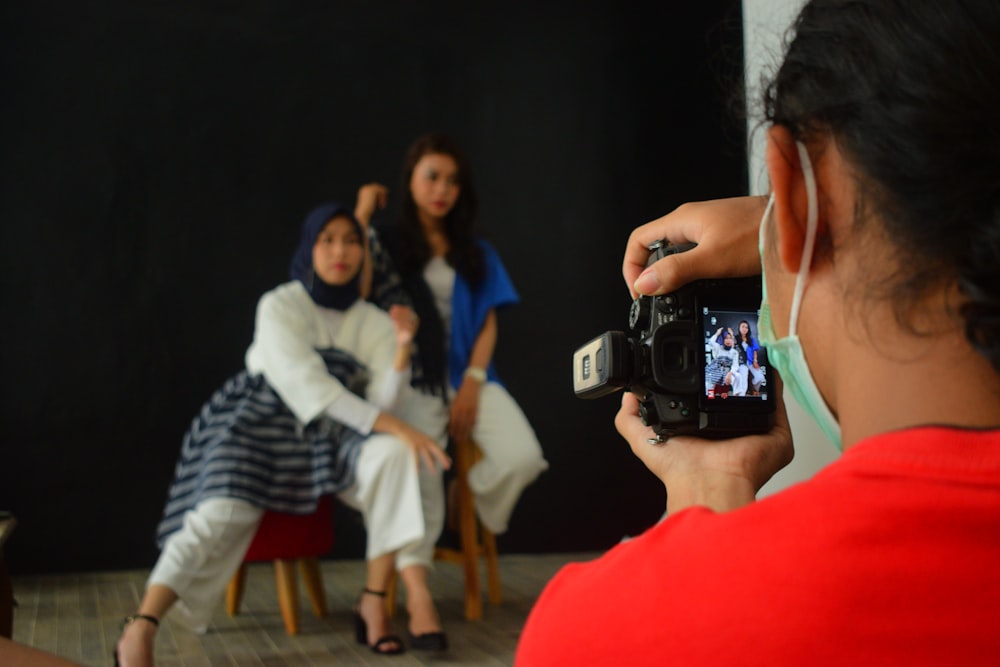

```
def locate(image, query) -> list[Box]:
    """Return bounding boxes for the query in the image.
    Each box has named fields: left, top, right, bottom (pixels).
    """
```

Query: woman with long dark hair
left=736, top=319, right=765, bottom=394
left=355, top=134, right=549, bottom=641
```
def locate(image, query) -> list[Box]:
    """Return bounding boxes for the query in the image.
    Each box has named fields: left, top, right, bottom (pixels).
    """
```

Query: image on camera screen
left=702, top=308, right=768, bottom=401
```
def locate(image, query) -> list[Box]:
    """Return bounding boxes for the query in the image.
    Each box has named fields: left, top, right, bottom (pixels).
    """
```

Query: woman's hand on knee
left=373, top=413, right=452, bottom=472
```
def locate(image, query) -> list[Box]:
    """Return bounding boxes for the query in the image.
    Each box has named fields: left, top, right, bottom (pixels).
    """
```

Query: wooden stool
left=388, top=437, right=501, bottom=620
left=225, top=496, right=334, bottom=635
left=0, top=512, right=16, bottom=639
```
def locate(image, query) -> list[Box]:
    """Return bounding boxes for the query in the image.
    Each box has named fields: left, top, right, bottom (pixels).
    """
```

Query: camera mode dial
left=629, top=297, right=651, bottom=332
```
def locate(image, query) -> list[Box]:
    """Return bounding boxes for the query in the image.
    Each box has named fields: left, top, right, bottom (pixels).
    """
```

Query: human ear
left=765, top=126, right=811, bottom=274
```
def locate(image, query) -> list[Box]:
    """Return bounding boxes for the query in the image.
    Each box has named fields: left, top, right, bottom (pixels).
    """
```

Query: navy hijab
left=289, top=202, right=364, bottom=310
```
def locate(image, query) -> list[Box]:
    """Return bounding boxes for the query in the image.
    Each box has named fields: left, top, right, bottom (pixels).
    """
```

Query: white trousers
left=400, top=381, right=548, bottom=534
left=148, top=432, right=444, bottom=631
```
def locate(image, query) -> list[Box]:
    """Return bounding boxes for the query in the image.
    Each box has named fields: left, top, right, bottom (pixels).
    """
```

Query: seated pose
left=115, top=203, right=451, bottom=667
left=355, top=132, right=549, bottom=538
left=736, top=319, right=765, bottom=394
left=706, top=326, right=747, bottom=397
left=517, top=0, right=1000, bottom=664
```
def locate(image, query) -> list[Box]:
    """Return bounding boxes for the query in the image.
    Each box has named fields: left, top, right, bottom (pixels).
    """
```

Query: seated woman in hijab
left=115, top=203, right=451, bottom=666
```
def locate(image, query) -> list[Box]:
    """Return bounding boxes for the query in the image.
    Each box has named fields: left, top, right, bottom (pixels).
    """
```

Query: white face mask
left=758, top=141, right=843, bottom=450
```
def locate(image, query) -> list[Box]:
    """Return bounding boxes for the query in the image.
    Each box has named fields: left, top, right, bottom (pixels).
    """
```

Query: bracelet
left=464, top=366, right=487, bottom=383
left=121, top=614, right=160, bottom=630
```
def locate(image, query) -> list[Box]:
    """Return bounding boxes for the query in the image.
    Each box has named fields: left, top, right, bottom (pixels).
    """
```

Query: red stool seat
left=226, top=496, right=335, bottom=635
left=244, top=495, right=335, bottom=561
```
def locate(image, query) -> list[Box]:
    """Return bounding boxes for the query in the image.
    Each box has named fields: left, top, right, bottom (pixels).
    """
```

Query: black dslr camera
left=573, top=240, right=775, bottom=440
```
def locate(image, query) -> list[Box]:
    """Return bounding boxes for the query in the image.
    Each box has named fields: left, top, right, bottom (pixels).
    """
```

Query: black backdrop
left=0, top=1, right=748, bottom=575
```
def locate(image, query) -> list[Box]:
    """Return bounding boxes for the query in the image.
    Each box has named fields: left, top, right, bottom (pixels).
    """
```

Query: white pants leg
left=734, top=365, right=750, bottom=396
left=467, top=382, right=548, bottom=534
left=338, top=432, right=439, bottom=569
left=148, top=497, right=263, bottom=633
left=388, top=389, right=448, bottom=570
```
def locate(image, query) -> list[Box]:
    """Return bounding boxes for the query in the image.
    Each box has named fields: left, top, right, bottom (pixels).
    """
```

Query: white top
left=423, top=256, right=455, bottom=339
left=244, top=281, right=410, bottom=434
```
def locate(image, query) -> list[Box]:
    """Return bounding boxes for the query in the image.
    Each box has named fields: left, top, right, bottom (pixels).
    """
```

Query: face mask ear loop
left=759, top=193, right=776, bottom=249
left=789, top=141, right=818, bottom=337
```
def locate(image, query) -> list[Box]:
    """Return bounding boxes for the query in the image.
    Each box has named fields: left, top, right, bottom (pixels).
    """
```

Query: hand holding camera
left=623, top=197, right=769, bottom=299
left=574, top=240, right=775, bottom=439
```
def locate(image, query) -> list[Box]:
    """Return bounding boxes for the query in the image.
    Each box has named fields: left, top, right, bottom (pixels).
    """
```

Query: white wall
left=742, top=0, right=840, bottom=496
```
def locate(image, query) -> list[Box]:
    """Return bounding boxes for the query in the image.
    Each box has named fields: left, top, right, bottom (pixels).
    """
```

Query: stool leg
left=456, top=438, right=483, bottom=621
left=226, top=563, right=248, bottom=617
left=299, top=558, right=327, bottom=618
left=0, top=553, right=12, bottom=639
left=274, top=559, right=300, bottom=635
left=432, top=437, right=503, bottom=620
left=482, top=528, right=502, bottom=605
left=467, top=438, right=502, bottom=605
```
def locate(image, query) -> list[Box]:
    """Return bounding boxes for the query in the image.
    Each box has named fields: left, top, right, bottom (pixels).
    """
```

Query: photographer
left=516, top=0, right=1000, bottom=664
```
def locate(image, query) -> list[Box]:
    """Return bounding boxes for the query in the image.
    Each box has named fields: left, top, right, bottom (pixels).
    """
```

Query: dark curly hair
left=763, top=0, right=1000, bottom=374
left=395, top=132, right=486, bottom=286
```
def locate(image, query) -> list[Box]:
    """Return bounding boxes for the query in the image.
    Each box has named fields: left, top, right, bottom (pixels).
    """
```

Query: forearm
left=368, top=365, right=411, bottom=413
left=466, top=309, right=498, bottom=372
left=325, top=392, right=379, bottom=434
left=359, top=227, right=374, bottom=300
left=664, top=473, right=757, bottom=515
left=371, top=411, right=406, bottom=438
left=393, top=341, right=413, bottom=372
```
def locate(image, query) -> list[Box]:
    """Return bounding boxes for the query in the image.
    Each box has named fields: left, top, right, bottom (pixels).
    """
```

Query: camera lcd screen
left=701, top=307, right=768, bottom=402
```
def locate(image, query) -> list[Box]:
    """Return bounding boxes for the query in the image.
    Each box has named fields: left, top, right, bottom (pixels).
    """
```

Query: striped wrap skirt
left=155, top=348, right=368, bottom=547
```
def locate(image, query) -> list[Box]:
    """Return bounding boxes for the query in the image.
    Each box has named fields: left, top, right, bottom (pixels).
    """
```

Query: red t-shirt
left=516, top=427, right=1000, bottom=666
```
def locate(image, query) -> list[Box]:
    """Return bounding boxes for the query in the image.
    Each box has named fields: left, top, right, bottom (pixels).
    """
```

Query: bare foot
left=115, top=617, right=157, bottom=667
left=406, top=585, right=443, bottom=637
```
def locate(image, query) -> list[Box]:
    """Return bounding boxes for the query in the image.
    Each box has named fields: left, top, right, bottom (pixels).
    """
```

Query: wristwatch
left=464, top=366, right=487, bottom=383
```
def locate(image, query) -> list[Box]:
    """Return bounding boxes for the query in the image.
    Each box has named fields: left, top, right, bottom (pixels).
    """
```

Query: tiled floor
left=9, top=552, right=599, bottom=666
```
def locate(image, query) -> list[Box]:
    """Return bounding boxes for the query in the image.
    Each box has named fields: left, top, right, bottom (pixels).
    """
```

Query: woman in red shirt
left=516, top=0, right=1000, bottom=664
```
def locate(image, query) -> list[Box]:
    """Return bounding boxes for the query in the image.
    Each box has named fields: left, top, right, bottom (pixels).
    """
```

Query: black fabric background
left=0, top=1, right=748, bottom=574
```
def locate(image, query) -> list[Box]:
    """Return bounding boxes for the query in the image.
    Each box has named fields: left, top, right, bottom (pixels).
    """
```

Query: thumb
left=614, top=391, right=650, bottom=442
left=633, top=243, right=713, bottom=296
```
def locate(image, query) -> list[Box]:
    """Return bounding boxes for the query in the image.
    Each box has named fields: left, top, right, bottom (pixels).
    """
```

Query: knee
left=503, top=433, right=548, bottom=474
left=514, top=452, right=549, bottom=484
left=477, top=443, right=548, bottom=482
left=508, top=447, right=547, bottom=478
left=363, top=434, right=418, bottom=482
left=371, top=433, right=411, bottom=459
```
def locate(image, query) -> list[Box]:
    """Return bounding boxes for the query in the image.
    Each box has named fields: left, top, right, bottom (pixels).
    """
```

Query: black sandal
left=354, top=588, right=405, bottom=655
left=409, top=630, right=449, bottom=651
